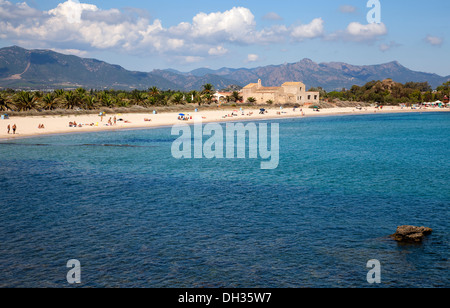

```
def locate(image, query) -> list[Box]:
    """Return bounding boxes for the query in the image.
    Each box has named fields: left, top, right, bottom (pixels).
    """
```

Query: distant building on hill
left=241, top=79, right=320, bottom=105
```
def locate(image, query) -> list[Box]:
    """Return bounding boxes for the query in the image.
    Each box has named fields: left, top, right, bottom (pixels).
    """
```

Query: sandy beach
left=0, top=106, right=448, bottom=140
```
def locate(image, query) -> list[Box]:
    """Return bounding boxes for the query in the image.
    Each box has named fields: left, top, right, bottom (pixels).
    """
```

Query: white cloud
left=0, top=1, right=327, bottom=57
left=291, top=18, right=324, bottom=41
left=425, top=35, right=443, bottom=47
left=0, top=0, right=42, bottom=20
left=50, top=48, right=89, bottom=57
left=379, top=41, right=400, bottom=52
left=339, top=5, right=357, bottom=14
left=253, top=25, right=288, bottom=44
left=263, top=12, right=283, bottom=21
left=344, top=22, right=387, bottom=41
left=246, top=54, right=259, bottom=62
left=326, top=21, right=387, bottom=43
left=208, top=46, right=229, bottom=56
left=48, top=0, right=97, bottom=24
left=189, top=7, right=256, bottom=42
left=0, top=0, right=167, bottom=52
left=0, top=0, right=387, bottom=65
left=184, top=56, right=204, bottom=63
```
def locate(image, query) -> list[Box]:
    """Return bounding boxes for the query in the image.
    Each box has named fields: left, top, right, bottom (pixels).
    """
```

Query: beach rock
left=391, top=225, right=433, bottom=243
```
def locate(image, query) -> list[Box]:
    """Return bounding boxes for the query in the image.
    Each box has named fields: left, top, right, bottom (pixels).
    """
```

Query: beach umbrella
left=179, top=113, right=185, bottom=116
left=260, top=108, right=265, bottom=111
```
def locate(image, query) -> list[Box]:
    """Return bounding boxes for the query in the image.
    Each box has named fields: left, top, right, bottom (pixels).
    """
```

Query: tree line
left=310, top=80, right=450, bottom=105
left=1, top=80, right=449, bottom=112
left=0, top=84, right=243, bottom=112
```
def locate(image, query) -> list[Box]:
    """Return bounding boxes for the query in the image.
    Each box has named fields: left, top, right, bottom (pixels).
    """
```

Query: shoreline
left=0, top=106, right=448, bottom=141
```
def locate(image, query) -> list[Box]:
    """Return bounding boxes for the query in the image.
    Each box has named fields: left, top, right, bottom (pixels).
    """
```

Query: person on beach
left=7, top=124, right=10, bottom=134
left=113, top=116, right=117, bottom=126
left=12, top=124, right=16, bottom=134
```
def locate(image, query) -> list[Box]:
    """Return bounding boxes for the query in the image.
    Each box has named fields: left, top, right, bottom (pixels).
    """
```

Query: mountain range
left=0, top=46, right=448, bottom=92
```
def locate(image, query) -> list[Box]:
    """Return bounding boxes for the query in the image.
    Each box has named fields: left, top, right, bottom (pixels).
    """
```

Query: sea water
left=0, top=112, right=448, bottom=287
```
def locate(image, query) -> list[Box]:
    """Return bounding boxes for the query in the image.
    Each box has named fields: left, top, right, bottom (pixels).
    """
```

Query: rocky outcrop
left=391, top=226, right=433, bottom=243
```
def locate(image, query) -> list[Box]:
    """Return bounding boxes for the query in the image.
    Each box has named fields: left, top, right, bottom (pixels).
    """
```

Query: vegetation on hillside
left=1, top=80, right=449, bottom=114
left=311, top=79, right=450, bottom=105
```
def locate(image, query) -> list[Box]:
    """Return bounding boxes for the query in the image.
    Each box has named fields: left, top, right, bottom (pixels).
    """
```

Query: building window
left=308, top=95, right=311, bottom=100
left=314, top=95, right=317, bottom=100
left=300, top=87, right=303, bottom=91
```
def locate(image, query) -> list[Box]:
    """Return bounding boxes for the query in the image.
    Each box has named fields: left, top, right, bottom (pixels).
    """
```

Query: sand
left=0, top=106, right=448, bottom=140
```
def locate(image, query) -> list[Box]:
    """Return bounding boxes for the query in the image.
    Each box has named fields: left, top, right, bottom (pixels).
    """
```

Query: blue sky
left=1, top=0, right=449, bottom=76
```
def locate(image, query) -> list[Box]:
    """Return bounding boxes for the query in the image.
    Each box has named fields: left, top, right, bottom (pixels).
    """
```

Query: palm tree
left=147, top=96, right=157, bottom=106
left=171, top=92, right=184, bottom=105
left=42, top=93, right=58, bottom=110
left=148, top=87, right=160, bottom=105
left=14, top=91, right=38, bottom=111
left=63, top=91, right=78, bottom=109
left=75, top=88, right=87, bottom=96
left=99, top=92, right=115, bottom=107
left=246, top=97, right=257, bottom=104
left=202, top=83, right=214, bottom=94
left=201, top=83, right=215, bottom=105
left=188, top=90, right=201, bottom=105
left=149, top=86, right=159, bottom=97
left=73, top=88, right=88, bottom=109
left=33, top=91, right=43, bottom=101
left=54, top=89, right=65, bottom=98
left=84, top=95, right=96, bottom=110
left=116, top=98, right=129, bottom=108
left=202, top=93, right=213, bottom=105
left=131, top=89, right=147, bottom=106
left=232, top=91, right=242, bottom=103
left=0, top=93, right=10, bottom=111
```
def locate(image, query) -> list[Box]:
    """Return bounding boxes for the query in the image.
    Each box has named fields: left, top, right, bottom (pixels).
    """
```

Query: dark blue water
left=0, top=112, right=448, bottom=288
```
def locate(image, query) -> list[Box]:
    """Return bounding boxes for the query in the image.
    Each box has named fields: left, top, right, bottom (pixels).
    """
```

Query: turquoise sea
left=0, top=112, right=448, bottom=287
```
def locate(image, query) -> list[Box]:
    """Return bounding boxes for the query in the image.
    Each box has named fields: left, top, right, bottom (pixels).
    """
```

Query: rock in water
left=391, top=225, right=433, bottom=243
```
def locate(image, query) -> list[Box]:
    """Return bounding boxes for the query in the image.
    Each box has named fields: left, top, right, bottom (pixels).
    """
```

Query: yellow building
left=241, top=79, right=320, bottom=105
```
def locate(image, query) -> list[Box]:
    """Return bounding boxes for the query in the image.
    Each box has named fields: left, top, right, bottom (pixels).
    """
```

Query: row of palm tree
left=0, top=84, right=244, bottom=112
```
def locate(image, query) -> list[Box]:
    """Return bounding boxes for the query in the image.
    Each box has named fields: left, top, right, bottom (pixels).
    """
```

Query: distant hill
left=0, top=46, right=180, bottom=90
left=0, top=46, right=448, bottom=92
left=181, top=59, right=450, bottom=91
